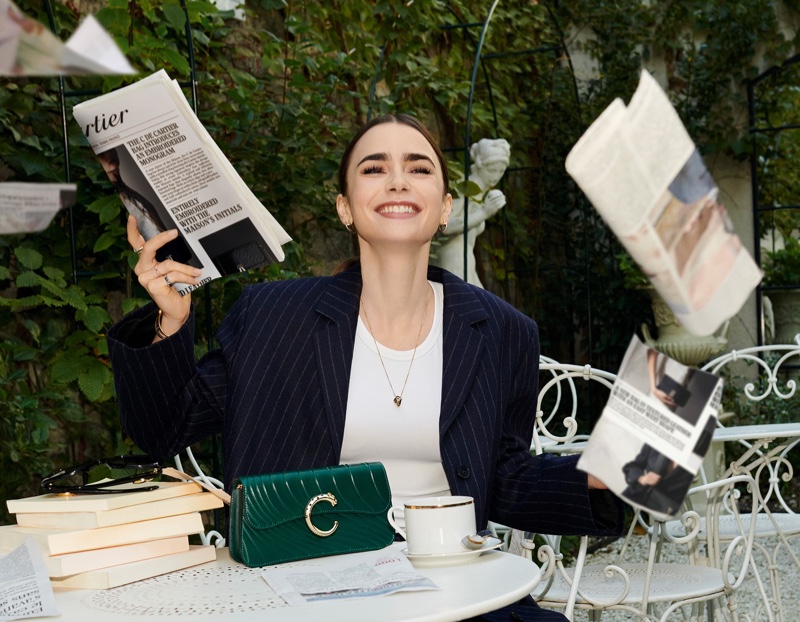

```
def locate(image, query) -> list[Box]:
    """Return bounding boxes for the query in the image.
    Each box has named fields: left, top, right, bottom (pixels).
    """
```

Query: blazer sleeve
left=106, top=289, right=252, bottom=460
left=488, top=319, right=624, bottom=537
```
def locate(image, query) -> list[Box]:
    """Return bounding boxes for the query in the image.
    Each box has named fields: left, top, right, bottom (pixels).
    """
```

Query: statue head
left=470, top=138, right=511, bottom=188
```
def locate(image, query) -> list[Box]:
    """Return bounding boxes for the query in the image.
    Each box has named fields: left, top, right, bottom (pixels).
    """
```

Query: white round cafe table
left=50, top=546, right=542, bottom=622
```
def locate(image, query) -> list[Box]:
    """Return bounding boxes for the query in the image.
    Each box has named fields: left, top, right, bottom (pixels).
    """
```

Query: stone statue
left=432, top=138, right=511, bottom=288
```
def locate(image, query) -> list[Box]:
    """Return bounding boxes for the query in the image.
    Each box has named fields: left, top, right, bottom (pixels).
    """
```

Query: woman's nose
left=386, top=166, right=410, bottom=192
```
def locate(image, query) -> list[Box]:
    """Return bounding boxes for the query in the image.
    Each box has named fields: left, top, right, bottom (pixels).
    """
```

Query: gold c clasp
left=304, top=492, right=338, bottom=537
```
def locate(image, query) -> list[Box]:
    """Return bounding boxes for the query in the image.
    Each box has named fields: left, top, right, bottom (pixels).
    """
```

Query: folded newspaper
left=578, top=335, right=722, bottom=521
left=260, top=547, right=438, bottom=606
left=565, top=70, right=762, bottom=336
left=72, top=70, right=292, bottom=296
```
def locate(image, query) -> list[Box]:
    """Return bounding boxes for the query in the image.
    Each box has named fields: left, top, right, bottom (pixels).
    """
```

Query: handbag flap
left=234, top=462, right=392, bottom=531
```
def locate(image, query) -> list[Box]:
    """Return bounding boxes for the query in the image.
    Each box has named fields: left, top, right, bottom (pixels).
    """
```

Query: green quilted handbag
left=229, top=462, right=395, bottom=567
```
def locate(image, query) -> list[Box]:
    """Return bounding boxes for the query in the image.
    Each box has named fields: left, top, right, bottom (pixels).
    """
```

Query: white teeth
left=379, top=205, right=415, bottom=214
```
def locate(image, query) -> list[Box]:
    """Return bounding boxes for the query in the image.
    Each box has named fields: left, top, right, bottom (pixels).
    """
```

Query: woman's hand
left=651, top=387, right=677, bottom=408
left=587, top=475, right=608, bottom=490
left=128, top=215, right=202, bottom=337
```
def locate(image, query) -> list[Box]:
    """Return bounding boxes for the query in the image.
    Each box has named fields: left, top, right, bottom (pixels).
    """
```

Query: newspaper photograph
left=72, top=70, right=291, bottom=296
left=260, top=547, right=438, bottom=606
left=577, top=336, right=722, bottom=520
left=565, top=70, right=762, bottom=336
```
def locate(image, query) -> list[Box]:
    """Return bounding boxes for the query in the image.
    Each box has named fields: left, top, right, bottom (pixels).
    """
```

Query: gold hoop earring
left=345, top=222, right=355, bottom=233
left=438, top=223, right=448, bottom=233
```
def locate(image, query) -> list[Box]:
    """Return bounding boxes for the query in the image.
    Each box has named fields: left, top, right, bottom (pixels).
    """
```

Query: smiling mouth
left=377, top=204, right=417, bottom=214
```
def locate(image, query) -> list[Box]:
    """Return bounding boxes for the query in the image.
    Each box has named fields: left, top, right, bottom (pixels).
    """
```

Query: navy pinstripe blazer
left=108, top=265, right=621, bottom=536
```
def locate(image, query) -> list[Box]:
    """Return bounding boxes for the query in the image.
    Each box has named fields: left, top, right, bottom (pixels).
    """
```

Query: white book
left=7, top=480, right=201, bottom=514
left=39, top=536, right=189, bottom=578
left=50, top=545, right=216, bottom=590
left=15, top=492, right=223, bottom=530
left=0, top=512, right=205, bottom=556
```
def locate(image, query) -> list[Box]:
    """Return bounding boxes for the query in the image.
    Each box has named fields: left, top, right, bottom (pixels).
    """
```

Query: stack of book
left=1, top=479, right=223, bottom=589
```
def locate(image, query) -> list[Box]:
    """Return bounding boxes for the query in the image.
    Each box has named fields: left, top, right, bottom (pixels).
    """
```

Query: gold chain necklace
left=360, top=288, right=430, bottom=407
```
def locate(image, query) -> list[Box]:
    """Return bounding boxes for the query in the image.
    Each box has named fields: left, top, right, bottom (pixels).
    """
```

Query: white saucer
left=402, top=537, right=503, bottom=567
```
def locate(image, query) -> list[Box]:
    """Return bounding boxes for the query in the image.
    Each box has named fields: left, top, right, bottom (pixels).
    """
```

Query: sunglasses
left=41, top=455, right=163, bottom=495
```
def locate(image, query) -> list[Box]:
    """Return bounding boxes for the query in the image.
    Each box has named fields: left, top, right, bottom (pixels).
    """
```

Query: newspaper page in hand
left=565, top=70, right=762, bottom=336
left=72, top=70, right=292, bottom=296
left=577, top=335, right=722, bottom=521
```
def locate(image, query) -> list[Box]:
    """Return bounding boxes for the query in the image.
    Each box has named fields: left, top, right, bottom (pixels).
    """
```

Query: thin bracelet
left=154, top=309, right=173, bottom=340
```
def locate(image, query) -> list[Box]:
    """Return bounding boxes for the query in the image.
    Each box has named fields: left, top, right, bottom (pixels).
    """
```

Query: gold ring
left=134, top=246, right=144, bottom=255
left=153, top=263, right=162, bottom=276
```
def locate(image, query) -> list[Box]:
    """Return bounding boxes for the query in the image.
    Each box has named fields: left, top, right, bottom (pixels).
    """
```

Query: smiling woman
left=107, top=113, right=624, bottom=622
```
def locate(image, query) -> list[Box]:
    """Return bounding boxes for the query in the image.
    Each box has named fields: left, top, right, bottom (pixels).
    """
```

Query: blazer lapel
left=314, top=270, right=361, bottom=460
left=433, top=268, right=489, bottom=436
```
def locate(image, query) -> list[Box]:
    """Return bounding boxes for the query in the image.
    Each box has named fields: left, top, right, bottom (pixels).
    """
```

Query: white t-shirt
left=340, top=281, right=451, bottom=518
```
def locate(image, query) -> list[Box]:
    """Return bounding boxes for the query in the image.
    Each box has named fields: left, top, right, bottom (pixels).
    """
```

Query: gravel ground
left=538, top=533, right=797, bottom=621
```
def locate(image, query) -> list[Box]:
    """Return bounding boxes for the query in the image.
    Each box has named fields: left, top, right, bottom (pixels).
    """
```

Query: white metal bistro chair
left=531, top=474, right=758, bottom=621
left=171, top=446, right=228, bottom=547
left=512, top=357, right=761, bottom=620
left=662, top=343, right=800, bottom=621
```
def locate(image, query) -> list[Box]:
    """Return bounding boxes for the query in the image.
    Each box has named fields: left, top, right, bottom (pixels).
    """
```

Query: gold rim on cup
left=404, top=498, right=474, bottom=510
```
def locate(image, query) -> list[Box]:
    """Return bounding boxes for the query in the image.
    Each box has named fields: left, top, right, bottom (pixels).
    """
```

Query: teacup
left=387, top=495, right=476, bottom=555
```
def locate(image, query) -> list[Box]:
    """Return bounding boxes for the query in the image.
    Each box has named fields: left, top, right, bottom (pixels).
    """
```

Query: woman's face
left=99, top=153, right=119, bottom=182
left=337, top=122, right=452, bottom=246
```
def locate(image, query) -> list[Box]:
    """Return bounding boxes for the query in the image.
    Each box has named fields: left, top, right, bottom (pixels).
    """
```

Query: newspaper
left=261, top=547, right=438, bottom=606
left=0, top=0, right=134, bottom=76
left=577, top=335, right=722, bottom=521
left=72, top=70, right=291, bottom=296
left=0, top=539, right=58, bottom=622
left=0, top=183, right=76, bottom=234
left=565, top=70, right=762, bottom=336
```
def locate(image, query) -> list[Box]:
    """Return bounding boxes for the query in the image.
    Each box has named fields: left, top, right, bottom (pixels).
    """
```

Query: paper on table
left=261, top=546, right=438, bottom=606
left=0, top=538, right=59, bottom=622
left=0, top=182, right=77, bottom=234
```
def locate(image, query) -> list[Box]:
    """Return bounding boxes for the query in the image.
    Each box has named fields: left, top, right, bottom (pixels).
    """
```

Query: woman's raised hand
left=128, top=215, right=202, bottom=337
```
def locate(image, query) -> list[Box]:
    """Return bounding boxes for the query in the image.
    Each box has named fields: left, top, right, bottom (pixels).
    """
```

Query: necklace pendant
left=393, top=396, right=402, bottom=407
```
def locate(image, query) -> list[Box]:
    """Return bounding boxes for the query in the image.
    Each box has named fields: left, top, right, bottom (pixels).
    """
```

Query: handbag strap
left=162, top=466, right=231, bottom=505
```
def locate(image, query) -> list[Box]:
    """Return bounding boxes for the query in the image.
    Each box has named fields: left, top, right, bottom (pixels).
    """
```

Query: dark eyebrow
left=355, top=152, right=436, bottom=168
left=356, top=153, right=387, bottom=166
left=404, top=153, right=436, bottom=168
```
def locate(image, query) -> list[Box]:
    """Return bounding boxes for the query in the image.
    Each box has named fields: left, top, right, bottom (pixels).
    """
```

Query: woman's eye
left=410, top=166, right=432, bottom=175
left=361, top=165, right=383, bottom=175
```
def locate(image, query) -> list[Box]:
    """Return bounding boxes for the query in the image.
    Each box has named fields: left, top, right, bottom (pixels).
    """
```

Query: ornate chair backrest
left=698, top=343, right=800, bottom=514
left=173, top=447, right=227, bottom=547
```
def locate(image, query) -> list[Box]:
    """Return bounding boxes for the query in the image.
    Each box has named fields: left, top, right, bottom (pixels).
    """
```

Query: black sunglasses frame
left=41, top=455, right=163, bottom=495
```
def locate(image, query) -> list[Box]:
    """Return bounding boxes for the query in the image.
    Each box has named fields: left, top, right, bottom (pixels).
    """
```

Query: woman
left=108, top=114, right=622, bottom=621
left=98, top=147, right=168, bottom=240
left=622, top=442, right=694, bottom=516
